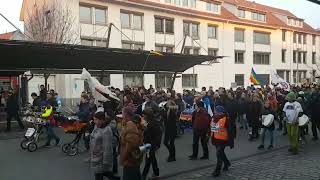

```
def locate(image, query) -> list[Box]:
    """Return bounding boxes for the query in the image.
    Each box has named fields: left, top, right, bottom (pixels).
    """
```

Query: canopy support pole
left=170, top=35, right=187, bottom=90
left=106, top=23, right=113, bottom=48
left=44, top=73, right=50, bottom=91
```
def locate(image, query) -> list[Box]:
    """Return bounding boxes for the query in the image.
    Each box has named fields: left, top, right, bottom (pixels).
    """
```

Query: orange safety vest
left=211, top=117, right=228, bottom=141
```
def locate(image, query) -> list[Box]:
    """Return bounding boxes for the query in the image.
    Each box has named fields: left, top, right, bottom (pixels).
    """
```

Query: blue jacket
left=76, top=102, right=91, bottom=122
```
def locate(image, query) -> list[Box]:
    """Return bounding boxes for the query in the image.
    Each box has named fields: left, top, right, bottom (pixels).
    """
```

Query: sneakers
left=257, top=145, right=264, bottom=150
left=268, top=145, right=273, bottom=150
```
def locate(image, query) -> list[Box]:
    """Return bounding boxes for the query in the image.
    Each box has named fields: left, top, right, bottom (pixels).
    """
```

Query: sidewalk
left=163, top=142, right=320, bottom=180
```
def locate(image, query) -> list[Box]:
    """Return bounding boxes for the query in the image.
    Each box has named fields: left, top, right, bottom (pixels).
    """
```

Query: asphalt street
left=0, top=123, right=291, bottom=180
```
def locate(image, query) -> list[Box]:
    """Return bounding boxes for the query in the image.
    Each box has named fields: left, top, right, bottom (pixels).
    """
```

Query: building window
left=184, top=48, right=191, bottom=54
left=312, top=70, right=316, bottom=82
left=298, top=34, right=302, bottom=44
left=165, top=0, right=171, bottom=3
left=297, top=51, right=302, bottom=64
left=253, top=52, right=270, bottom=65
left=124, top=74, right=144, bottom=87
left=95, top=8, right=107, bottom=25
left=155, top=74, right=172, bottom=88
left=96, top=40, right=107, bottom=47
left=293, top=51, right=296, bottom=63
left=121, top=12, right=143, bottom=30
left=80, top=6, right=92, bottom=23
left=182, top=74, right=197, bottom=87
left=293, top=32, right=297, bottom=43
left=303, top=52, right=307, bottom=64
left=206, top=2, right=219, bottom=13
left=208, top=49, right=218, bottom=56
left=235, top=51, right=244, bottom=64
left=190, top=0, right=196, bottom=8
left=282, top=30, right=286, bottom=42
left=312, top=52, right=316, bottom=64
left=238, top=9, right=245, bottom=18
left=235, top=29, right=244, bottom=42
left=155, top=17, right=174, bottom=33
left=81, top=39, right=94, bottom=46
left=235, top=74, right=244, bottom=86
left=293, top=71, right=297, bottom=83
left=303, top=34, right=307, bottom=44
left=155, top=45, right=174, bottom=53
left=208, top=25, right=217, bottom=39
left=193, top=48, right=200, bottom=55
left=282, top=49, right=286, bottom=63
left=253, top=32, right=270, bottom=45
left=182, top=0, right=188, bottom=7
left=286, top=71, right=290, bottom=83
left=122, top=42, right=144, bottom=50
left=277, top=70, right=285, bottom=79
left=251, top=12, right=266, bottom=22
left=120, top=12, right=130, bottom=29
left=183, top=22, right=190, bottom=36
left=165, top=19, right=174, bottom=33
left=183, top=22, right=199, bottom=38
left=312, top=35, right=316, bottom=45
left=133, top=14, right=143, bottom=30
left=155, top=17, right=163, bottom=33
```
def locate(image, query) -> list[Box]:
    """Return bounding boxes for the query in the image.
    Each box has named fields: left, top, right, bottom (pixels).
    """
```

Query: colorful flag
left=250, top=68, right=262, bottom=85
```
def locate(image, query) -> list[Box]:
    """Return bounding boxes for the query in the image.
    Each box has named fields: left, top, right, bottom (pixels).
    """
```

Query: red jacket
left=192, top=108, right=211, bottom=132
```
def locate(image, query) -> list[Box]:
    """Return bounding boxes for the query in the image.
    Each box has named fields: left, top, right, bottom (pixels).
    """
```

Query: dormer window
left=251, top=12, right=266, bottom=22
left=166, top=0, right=196, bottom=8
left=287, top=18, right=303, bottom=27
left=238, top=9, right=245, bottom=18
left=206, top=2, right=219, bottom=13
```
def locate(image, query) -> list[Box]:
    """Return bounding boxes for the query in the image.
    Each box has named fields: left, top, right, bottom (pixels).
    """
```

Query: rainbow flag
left=250, top=68, right=262, bottom=85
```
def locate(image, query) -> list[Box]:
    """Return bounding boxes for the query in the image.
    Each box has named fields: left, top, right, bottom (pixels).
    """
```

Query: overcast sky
left=0, top=0, right=319, bottom=34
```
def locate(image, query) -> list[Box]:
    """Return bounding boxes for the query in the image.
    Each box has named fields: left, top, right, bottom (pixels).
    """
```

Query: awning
left=0, top=40, right=223, bottom=74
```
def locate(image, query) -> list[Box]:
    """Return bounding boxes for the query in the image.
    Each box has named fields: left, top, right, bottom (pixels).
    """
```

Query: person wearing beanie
left=210, top=105, right=235, bottom=177
left=283, top=92, right=303, bottom=155
left=120, top=114, right=144, bottom=180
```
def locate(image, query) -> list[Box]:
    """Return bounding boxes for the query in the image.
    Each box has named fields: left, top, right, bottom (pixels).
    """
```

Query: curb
left=158, top=145, right=289, bottom=179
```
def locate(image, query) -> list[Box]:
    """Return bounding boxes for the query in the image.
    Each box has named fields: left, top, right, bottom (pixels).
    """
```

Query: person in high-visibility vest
left=210, top=105, right=235, bottom=177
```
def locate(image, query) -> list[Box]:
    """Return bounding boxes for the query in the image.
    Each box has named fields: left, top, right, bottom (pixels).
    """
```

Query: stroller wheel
left=27, top=142, right=38, bottom=152
left=20, top=139, right=29, bottom=150
left=62, top=144, right=71, bottom=153
left=67, top=145, right=78, bottom=156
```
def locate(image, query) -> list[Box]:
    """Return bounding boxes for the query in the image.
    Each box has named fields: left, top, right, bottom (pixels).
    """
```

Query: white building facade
left=20, top=0, right=320, bottom=100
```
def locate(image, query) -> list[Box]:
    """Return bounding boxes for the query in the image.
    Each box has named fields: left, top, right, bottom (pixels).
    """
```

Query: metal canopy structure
left=0, top=40, right=223, bottom=75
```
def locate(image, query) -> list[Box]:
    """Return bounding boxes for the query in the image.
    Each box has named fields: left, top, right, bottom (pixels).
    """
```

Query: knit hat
left=286, top=92, right=296, bottom=101
left=215, top=105, right=226, bottom=113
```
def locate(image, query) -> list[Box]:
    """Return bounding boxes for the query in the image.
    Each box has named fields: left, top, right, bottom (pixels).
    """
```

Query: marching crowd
left=4, top=83, right=320, bottom=179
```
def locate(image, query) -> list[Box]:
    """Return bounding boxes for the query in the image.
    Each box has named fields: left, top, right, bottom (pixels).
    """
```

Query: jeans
left=142, top=149, right=159, bottom=178
left=95, top=171, right=120, bottom=180
left=46, top=124, right=60, bottom=145
left=251, top=122, right=259, bottom=138
left=214, top=145, right=230, bottom=172
left=123, top=167, right=142, bottom=180
left=6, top=113, right=24, bottom=131
left=192, top=130, right=209, bottom=157
left=311, top=118, right=320, bottom=138
left=239, top=114, right=248, bottom=129
left=260, top=128, right=274, bottom=146
left=164, top=135, right=176, bottom=159
left=287, top=123, right=299, bottom=152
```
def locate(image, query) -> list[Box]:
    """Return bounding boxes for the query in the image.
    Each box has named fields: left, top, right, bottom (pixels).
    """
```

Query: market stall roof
left=0, top=40, right=223, bottom=75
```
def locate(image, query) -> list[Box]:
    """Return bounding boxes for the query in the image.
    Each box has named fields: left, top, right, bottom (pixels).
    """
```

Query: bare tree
left=24, top=1, right=78, bottom=44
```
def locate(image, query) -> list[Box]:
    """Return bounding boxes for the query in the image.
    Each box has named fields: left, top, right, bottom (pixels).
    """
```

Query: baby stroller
left=61, top=116, right=90, bottom=156
left=20, top=110, right=49, bottom=152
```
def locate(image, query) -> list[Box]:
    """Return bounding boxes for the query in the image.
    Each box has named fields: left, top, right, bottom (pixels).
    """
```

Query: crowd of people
left=5, top=82, right=320, bottom=179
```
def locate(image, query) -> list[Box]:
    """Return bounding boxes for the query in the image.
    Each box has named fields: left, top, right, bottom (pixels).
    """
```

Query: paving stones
left=164, top=143, right=320, bottom=180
